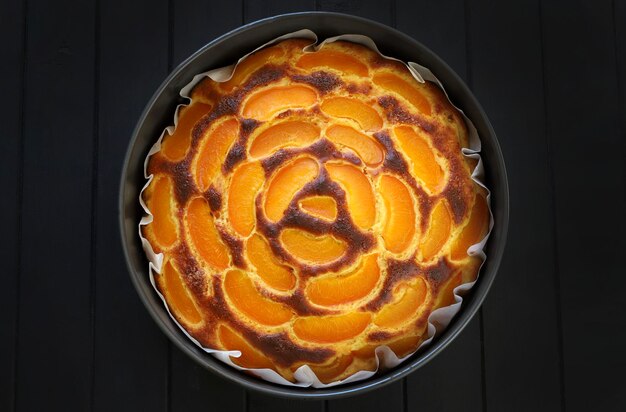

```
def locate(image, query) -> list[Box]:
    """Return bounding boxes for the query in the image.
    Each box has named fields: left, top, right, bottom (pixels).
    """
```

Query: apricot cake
left=141, top=38, right=490, bottom=384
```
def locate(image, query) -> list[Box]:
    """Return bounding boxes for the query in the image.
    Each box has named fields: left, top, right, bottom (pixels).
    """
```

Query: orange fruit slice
left=223, top=269, right=293, bottom=326
left=306, top=254, right=380, bottom=306
left=293, top=312, right=371, bottom=343
left=378, top=174, right=416, bottom=253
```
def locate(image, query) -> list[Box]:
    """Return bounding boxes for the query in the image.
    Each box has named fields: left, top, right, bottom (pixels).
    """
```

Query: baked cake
left=142, top=38, right=490, bottom=383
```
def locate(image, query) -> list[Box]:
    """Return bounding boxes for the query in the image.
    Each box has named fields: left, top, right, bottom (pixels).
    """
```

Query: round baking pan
left=119, top=11, right=509, bottom=399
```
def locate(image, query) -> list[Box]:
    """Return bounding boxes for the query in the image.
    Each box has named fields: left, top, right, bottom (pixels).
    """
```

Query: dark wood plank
left=0, top=0, right=24, bottom=410
left=91, top=0, right=170, bottom=411
left=541, top=1, right=625, bottom=410
left=169, top=1, right=246, bottom=410
left=15, top=0, right=96, bottom=410
left=468, top=1, right=565, bottom=410
left=172, top=0, right=242, bottom=66
left=396, top=1, right=485, bottom=411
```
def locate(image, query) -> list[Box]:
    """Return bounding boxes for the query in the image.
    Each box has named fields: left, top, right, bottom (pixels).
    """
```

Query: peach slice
left=161, top=102, right=212, bottom=161
left=325, top=124, right=384, bottom=167
left=326, top=162, right=376, bottom=230
left=308, top=355, right=354, bottom=383
left=293, top=312, right=371, bottom=343
left=264, top=157, right=319, bottom=222
left=228, top=161, right=265, bottom=237
left=393, top=126, right=445, bottom=193
left=296, top=50, right=369, bottom=77
left=223, top=269, right=293, bottom=326
left=450, top=193, right=489, bottom=260
left=249, top=120, right=320, bottom=158
left=194, top=118, right=239, bottom=192
left=185, top=197, right=230, bottom=270
left=373, top=277, right=428, bottom=329
left=145, top=175, right=178, bottom=249
left=320, top=97, right=383, bottom=131
left=298, top=195, right=338, bottom=221
left=218, top=324, right=274, bottom=369
left=246, top=233, right=296, bottom=291
left=306, top=254, right=380, bottom=306
left=161, top=260, right=202, bottom=325
left=221, top=46, right=283, bottom=92
left=280, top=228, right=347, bottom=264
left=242, top=85, right=317, bottom=121
left=420, top=199, right=452, bottom=260
left=373, top=72, right=431, bottom=116
left=378, top=174, right=416, bottom=253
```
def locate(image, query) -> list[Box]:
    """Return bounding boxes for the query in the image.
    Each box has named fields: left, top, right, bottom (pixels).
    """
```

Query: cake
left=141, top=38, right=490, bottom=384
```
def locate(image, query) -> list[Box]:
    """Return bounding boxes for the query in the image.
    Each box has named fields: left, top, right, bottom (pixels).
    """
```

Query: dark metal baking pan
left=119, top=11, right=509, bottom=399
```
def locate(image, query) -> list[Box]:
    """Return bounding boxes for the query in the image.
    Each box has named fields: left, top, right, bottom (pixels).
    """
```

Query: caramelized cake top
left=142, top=38, right=490, bottom=384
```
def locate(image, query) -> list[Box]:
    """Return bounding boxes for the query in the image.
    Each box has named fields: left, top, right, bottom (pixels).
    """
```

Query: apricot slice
left=186, top=197, right=230, bottom=270
left=218, top=325, right=274, bottom=369
left=228, top=161, right=264, bottom=237
left=280, top=229, right=347, bottom=264
left=326, top=163, right=376, bottom=230
left=298, top=196, right=337, bottom=221
left=293, top=312, right=371, bottom=343
left=264, top=157, right=319, bottom=222
left=221, top=46, right=283, bottom=92
left=146, top=176, right=178, bottom=249
left=438, top=270, right=462, bottom=308
left=246, top=233, right=296, bottom=291
left=223, top=269, right=293, bottom=326
left=306, top=254, right=380, bottom=306
left=309, top=355, right=354, bottom=383
left=450, top=193, right=489, bottom=260
left=373, top=72, right=431, bottom=116
left=320, top=97, right=383, bottom=131
left=194, top=118, right=239, bottom=192
left=297, top=50, right=369, bottom=77
left=378, top=174, right=416, bottom=253
left=393, top=126, right=445, bottom=193
left=242, top=85, right=317, bottom=121
left=161, top=102, right=212, bottom=161
left=161, top=261, right=202, bottom=325
left=420, top=199, right=452, bottom=260
left=373, top=278, right=428, bottom=329
left=249, top=120, right=320, bottom=158
left=387, top=335, right=420, bottom=358
left=325, top=124, right=384, bottom=167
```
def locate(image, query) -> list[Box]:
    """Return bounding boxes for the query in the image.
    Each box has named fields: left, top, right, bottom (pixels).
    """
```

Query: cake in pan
left=142, top=39, right=489, bottom=383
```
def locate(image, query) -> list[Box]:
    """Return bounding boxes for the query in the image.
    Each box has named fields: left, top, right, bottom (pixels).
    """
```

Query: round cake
left=142, top=38, right=490, bottom=384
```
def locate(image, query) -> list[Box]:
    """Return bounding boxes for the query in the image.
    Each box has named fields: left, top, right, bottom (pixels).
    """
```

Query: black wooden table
left=2, top=0, right=625, bottom=411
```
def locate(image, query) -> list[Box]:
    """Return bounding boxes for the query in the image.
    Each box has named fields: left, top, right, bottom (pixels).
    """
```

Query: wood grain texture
left=5, top=1, right=626, bottom=410
left=468, top=0, right=565, bottom=411
left=172, top=0, right=242, bottom=66
left=397, top=1, right=484, bottom=411
left=0, top=0, right=24, bottom=410
left=541, top=0, right=626, bottom=410
left=91, top=0, right=170, bottom=411
left=15, top=0, right=96, bottom=410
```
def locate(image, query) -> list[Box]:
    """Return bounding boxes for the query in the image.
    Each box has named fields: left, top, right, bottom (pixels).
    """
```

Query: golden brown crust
left=142, top=39, right=489, bottom=383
